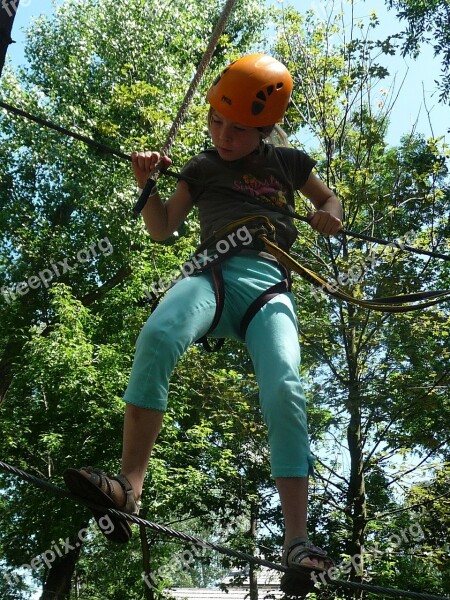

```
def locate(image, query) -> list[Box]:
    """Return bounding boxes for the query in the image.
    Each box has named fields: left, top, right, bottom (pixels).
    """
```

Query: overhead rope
left=0, top=98, right=449, bottom=264
left=233, top=190, right=450, bottom=263
left=133, top=0, right=239, bottom=213
left=0, top=99, right=130, bottom=160
left=1, top=460, right=450, bottom=600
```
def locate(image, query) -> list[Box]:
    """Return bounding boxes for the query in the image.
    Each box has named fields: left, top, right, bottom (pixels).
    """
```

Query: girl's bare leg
left=276, top=477, right=326, bottom=569
left=79, top=404, right=163, bottom=505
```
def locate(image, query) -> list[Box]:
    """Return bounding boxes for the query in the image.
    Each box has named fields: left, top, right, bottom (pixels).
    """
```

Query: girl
left=64, top=54, right=341, bottom=596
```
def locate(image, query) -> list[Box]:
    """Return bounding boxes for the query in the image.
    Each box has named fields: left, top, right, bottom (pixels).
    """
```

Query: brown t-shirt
left=180, top=143, right=316, bottom=251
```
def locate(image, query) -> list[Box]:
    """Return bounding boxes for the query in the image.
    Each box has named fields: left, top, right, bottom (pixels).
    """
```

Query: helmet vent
left=276, top=82, right=284, bottom=89
left=256, top=91, right=266, bottom=101
left=251, top=101, right=265, bottom=116
left=267, top=85, right=274, bottom=96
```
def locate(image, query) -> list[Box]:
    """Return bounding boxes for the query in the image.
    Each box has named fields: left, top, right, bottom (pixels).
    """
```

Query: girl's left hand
left=307, top=210, right=343, bottom=236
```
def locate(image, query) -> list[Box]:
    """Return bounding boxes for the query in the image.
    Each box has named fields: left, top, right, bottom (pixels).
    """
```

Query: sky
left=3, top=0, right=448, bottom=147
left=286, top=0, right=449, bottom=145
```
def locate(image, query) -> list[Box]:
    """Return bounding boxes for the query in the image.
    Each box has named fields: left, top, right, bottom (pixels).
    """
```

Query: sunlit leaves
left=387, top=0, right=450, bottom=102
left=271, top=4, right=449, bottom=590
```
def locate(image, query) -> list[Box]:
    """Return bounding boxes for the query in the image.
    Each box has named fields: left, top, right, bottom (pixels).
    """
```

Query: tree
left=0, top=0, right=20, bottom=76
left=386, top=0, right=450, bottom=102
left=370, top=462, right=450, bottom=595
left=273, top=3, right=450, bottom=594
left=0, top=0, right=269, bottom=597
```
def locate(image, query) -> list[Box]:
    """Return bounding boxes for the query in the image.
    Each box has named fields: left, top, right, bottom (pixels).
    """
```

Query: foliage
left=363, top=465, right=450, bottom=595
left=387, top=0, right=450, bottom=102
left=1, top=0, right=449, bottom=597
left=273, top=3, right=450, bottom=592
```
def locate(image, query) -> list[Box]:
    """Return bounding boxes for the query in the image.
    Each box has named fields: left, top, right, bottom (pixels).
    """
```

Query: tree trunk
left=0, top=0, right=20, bottom=77
left=248, top=502, right=258, bottom=600
left=39, top=530, right=84, bottom=600
left=345, top=310, right=367, bottom=600
left=346, top=397, right=366, bottom=598
left=140, top=509, right=155, bottom=600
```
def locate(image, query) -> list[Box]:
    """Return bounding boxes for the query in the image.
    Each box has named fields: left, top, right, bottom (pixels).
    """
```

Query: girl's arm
left=299, top=173, right=343, bottom=236
left=132, top=151, right=193, bottom=241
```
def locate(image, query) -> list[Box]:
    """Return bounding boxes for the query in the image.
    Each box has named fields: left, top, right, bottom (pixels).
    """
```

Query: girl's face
left=209, top=110, right=263, bottom=161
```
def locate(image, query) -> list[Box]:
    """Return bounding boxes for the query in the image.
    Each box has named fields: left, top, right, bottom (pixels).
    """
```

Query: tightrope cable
left=1, top=461, right=449, bottom=600
left=0, top=100, right=130, bottom=161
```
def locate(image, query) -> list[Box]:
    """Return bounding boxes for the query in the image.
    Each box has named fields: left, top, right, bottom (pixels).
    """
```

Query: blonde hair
left=265, top=124, right=290, bottom=147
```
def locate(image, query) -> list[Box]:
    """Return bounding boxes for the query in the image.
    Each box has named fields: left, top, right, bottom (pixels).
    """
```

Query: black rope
left=1, top=461, right=449, bottom=600
left=244, top=195, right=450, bottom=263
left=1, top=99, right=449, bottom=262
left=0, top=100, right=130, bottom=160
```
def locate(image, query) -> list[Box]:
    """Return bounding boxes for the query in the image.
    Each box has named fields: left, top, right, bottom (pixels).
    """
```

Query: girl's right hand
left=131, top=151, right=173, bottom=189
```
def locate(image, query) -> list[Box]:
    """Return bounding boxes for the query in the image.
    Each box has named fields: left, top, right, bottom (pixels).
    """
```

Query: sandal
left=63, top=467, right=141, bottom=544
left=280, top=536, right=334, bottom=598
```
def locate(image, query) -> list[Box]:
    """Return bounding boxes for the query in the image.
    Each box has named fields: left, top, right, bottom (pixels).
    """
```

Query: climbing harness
left=1, top=460, right=449, bottom=600
left=194, top=217, right=292, bottom=350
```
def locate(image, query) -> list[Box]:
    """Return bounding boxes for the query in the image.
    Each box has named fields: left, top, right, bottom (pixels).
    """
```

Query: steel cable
left=1, top=460, right=449, bottom=600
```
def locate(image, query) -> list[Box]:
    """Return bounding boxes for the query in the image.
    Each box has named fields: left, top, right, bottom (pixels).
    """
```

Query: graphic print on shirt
left=233, top=174, right=288, bottom=209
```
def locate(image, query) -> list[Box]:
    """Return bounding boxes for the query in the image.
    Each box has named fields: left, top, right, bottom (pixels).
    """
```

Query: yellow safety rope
left=205, top=216, right=450, bottom=313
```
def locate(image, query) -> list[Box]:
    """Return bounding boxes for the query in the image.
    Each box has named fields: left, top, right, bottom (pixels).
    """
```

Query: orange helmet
left=207, top=53, right=293, bottom=127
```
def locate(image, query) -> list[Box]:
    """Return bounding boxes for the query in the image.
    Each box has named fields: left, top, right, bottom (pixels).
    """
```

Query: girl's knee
left=139, top=314, right=175, bottom=345
left=261, top=372, right=304, bottom=402
left=260, top=378, right=307, bottom=425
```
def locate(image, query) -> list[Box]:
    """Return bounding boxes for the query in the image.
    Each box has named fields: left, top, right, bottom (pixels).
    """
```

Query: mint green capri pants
left=124, top=254, right=314, bottom=478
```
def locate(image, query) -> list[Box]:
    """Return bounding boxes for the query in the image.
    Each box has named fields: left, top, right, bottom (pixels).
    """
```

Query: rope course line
left=1, top=460, right=449, bottom=600
left=133, top=0, right=239, bottom=213
left=0, top=99, right=130, bottom=161
left=154, top=0, right=237, bottom=159
left=1, top=98, right=449, bottom=263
